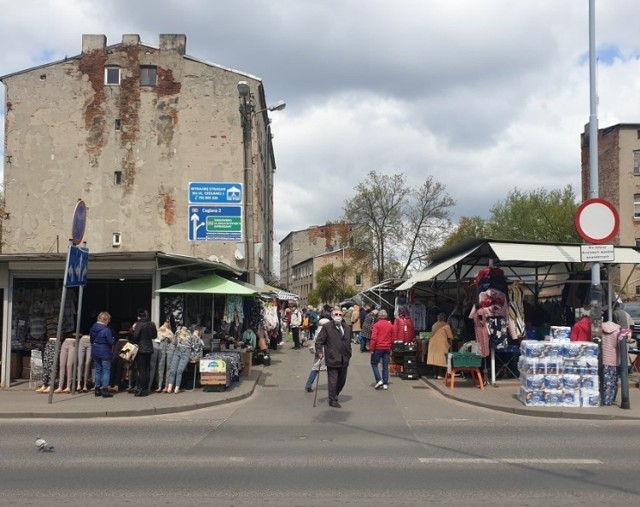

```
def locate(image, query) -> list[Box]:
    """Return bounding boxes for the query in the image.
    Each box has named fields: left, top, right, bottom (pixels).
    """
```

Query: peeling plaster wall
left=2, top=35, right=266, bottom=270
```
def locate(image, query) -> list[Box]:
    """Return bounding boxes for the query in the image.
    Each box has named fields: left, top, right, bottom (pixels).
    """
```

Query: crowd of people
left=66, top=300, right=450, bottom=408
left=292, top=302, right=420, bottom=408
left=87, top=308, right=205, bottom=398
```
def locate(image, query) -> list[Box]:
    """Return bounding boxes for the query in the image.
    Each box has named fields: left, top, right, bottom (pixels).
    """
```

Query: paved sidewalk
left=2, top=343, right=640, bottom=420
left=422, top=373, right=640, bottom=420
left=0, top=367, right=263, bottom=419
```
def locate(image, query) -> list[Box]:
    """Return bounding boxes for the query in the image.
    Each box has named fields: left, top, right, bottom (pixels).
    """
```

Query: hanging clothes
left=393, top=312, right=415, bottom=343
left=469, top=305, right=490, bottom=358
left=508, top=282, right=525, bottom=337
left=225, top=295, right=244, bottom=324
left=601, top=321, right=622, bottom=406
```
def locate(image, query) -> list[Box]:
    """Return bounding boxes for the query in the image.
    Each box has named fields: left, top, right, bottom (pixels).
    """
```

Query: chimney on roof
left=122, top=34, right=140, bottom=46
left=82, top=34, right=106, bottom=53
left=159, top=34, right=186, bottom=55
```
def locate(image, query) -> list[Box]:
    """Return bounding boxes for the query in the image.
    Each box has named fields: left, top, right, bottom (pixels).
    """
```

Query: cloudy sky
left=1, top=0, right=640, bottom=257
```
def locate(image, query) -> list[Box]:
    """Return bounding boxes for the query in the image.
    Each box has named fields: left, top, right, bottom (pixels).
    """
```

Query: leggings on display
left=77, top=335, right=92, bottom=387
left=58, top=338, right=75, bottom=389
left=148, top=341, right=160, bottom=390
left=164, top=343, right=176, bottom=387
left=167, top=345, right=191, bottom=389
left=154, top=340, right=169, bottom=389
left=42, top=339, right=56, bottom=387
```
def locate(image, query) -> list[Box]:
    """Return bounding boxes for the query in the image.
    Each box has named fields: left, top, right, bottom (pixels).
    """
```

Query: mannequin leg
left=156, top=341, right=168, bottom=392
left=63, top=340, right=74, bottom=393
left=55, top=340, right=71, bottom=392
left=82, top=341, right=92, bottom=391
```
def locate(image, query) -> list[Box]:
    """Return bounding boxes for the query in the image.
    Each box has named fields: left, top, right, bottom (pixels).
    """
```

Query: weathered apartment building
left=1, top=33, right=278, bottom=281
left=580, top=123, right=640, bottom=297
left=279, top=223, right=374, bottom=303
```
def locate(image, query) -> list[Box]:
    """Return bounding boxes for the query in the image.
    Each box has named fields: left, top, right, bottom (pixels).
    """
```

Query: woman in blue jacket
left=90, top=312, right=116, bottom=398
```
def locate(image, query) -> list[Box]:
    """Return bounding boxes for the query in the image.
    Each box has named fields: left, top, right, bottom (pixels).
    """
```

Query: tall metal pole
left=588, top=0, right=603, bottom=341
left=48, top=241, right=72, bottom=404
left=239, top=83, right=255, bottom=285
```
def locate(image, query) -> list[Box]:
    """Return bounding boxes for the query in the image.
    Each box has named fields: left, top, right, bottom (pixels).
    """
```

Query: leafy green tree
left=312, top=264, right=356, bottom=305
left=488, top=185, right=580, bottom=243
left=430, top=216, right=491, bottom=256
left=343, top=171, right=455, bottom=281
left=435, top=186, right=580, bottom=258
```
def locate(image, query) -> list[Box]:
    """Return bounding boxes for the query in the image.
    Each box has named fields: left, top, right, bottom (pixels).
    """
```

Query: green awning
left=156, top=274, right=257, bottom=295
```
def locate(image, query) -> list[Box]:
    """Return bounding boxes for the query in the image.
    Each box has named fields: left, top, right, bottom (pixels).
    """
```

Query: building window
left=636, top=285, right=640, bottom=296
left=355, top=273, right=363, bottom=286
left=114, top=171, right=122, bottom=185
left=634, top=150, right=640, bottom=175
left=115, top=119, right=121, bottom=130
left=104, top=66, right=120, bottom=85
left=112, top=233, right=122, bottom=247
left=140, top=66, right=157, bottom=86
left=635, top=194, right=640, bottom=219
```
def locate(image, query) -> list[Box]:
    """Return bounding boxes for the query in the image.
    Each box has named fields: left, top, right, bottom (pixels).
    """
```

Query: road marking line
left=418, top=458, right=602, bottom=465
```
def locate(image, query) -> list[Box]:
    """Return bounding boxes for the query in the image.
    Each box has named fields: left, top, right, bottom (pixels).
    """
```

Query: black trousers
left=326, top=366, right=348, bottom=402
left=110, top=357, right=125, bottom=388
left=135, top=352, right=152, bottom=392
left=292, top=327, right=301, bottom=348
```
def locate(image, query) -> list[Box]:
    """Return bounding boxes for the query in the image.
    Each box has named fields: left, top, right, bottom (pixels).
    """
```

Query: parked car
left=622, top=303, right=640, bottom=343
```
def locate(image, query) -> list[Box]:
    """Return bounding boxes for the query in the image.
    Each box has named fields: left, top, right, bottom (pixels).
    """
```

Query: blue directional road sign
left=189, top=206, right=242, bottom=241
left=65, top=245, right=89, bottom=287
left=189, top=182, right=243, bottom=204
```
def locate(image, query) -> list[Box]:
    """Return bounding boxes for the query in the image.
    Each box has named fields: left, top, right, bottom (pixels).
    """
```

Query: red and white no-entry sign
left=575, top=198, right=619, bottom=244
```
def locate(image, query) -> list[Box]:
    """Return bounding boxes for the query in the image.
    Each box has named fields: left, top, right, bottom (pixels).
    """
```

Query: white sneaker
left=382, top=384, right=388, bottom=390
left=374, top=380, right=383, bottom=390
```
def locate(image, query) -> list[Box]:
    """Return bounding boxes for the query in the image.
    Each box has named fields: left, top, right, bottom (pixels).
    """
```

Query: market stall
left=395, top=238, right=640, bottom=406
left=156, top=273, right=259, bottom=389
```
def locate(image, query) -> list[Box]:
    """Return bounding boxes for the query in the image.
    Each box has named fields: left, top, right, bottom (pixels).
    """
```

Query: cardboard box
left=22, top=355, right=31, bottom=368
left=200, top=372, right=227, bottom=386
left=241, top=350, right=252, bottom=376
left=21, top=367, right=31, bottom=380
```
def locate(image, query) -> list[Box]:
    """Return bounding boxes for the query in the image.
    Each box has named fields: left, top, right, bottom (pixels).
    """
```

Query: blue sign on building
left=189, top=206, right=243, bottom=242
left=189, top=182, right=243, bottom=204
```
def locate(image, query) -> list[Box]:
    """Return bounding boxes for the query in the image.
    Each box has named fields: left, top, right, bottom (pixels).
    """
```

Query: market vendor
left=570, top=307, right=592, bottom=342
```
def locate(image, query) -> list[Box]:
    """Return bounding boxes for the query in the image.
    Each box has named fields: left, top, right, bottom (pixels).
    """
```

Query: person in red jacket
left=570, top=308, right=592, bottom=342
left=393, top=306, right=415, bottom=343
left=370, top=309, right=394, bottom=390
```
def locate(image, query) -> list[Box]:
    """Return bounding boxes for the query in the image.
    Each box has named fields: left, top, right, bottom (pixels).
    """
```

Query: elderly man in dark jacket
left=315, top=307, right=352, bottom=408
left=130, top=309, right=157, bottom=397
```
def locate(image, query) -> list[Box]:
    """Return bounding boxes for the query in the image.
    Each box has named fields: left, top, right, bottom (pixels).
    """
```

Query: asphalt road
left=2, top=349, right=640, bottom=506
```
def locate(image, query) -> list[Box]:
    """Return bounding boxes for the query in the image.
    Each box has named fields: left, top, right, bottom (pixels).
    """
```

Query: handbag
left=118, top=342, right=139, bottom=362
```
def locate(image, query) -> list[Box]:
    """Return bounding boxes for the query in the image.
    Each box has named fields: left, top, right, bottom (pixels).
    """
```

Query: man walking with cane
left=315, top=308, right=352, bottom=408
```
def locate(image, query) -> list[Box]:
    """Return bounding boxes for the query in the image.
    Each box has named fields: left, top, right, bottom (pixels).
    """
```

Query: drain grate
left=412, top=385, right=429, bottom=389
left=262, top=384, right=278, bottom=388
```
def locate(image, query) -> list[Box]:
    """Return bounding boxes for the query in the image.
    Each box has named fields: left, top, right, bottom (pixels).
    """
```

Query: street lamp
left=238, top=80, right=286, bottom=285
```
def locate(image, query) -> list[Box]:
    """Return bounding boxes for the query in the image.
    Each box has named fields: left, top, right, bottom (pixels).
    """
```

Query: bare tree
left=398, top=178, right=455, bottom=275
left=343, top=171, right=454, bottom=281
